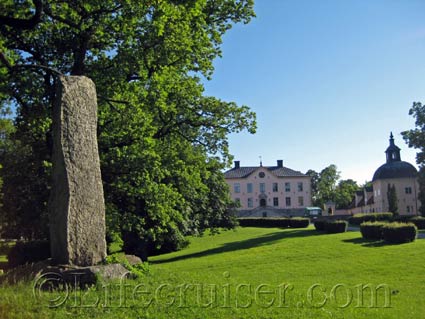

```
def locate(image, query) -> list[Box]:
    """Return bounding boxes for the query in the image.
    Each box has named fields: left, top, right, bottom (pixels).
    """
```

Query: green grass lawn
left=1, top=227, right=424, bottom=319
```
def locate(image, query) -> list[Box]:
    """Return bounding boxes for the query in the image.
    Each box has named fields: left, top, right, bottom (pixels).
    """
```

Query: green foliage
left=402, top=103, right=425, bottom=215
left=307, top=165, right=355, bottom=209
left=288, top=217, right=310, bottom=228
left=360, top=222, right=387, bottom=240
left=105, top=254, right=149, bottom=278
left=313, top=220, right=327, bottom=231
left=335, top=179, right=358, bottom=209
left=106, top=231, right=124, bottom=254
left=238, top=218, right=290, bottom=228
left=410, top=216, right=425, bottom=230
left=6, top=240, right=50, bottom=269
left=381, top=222, right=417, bottom=244
left=348, top=212, right=393, bottom=226
left=387, top=184, right=398, bottom=216
left=324, top=220, right=348, bottom=234
left=313, top=219, right=347, bottom=233
left=0, top=1, right=256, bottom=254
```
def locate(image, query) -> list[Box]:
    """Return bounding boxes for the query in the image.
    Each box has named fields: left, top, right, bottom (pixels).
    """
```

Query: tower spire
left=385, top=132, right=401, bottom=163
left=259, top=156, right=263, bottom=167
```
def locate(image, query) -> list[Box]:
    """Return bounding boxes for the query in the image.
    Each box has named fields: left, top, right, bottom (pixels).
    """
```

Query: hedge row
left=410, top=217, right=425, bottom=230
left=7, top=240, right=51, bottom=269
left=382, top=223, right=417, bottom=244
left=314, top=220, right=348, bottom=234
left=360, top=222, right=417, bottom=243
left=348, top=213, right=393, bottom=225
left=360, top=222, right=387, bottom=240
left=238, top=217, right=309, bottom=228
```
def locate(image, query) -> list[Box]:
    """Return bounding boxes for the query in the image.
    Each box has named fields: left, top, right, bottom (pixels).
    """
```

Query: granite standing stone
left=49, top=75, right=106, bottom=266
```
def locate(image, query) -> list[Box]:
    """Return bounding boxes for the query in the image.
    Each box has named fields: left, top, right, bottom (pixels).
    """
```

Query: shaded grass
left=1, top=227, right=425, bottom=318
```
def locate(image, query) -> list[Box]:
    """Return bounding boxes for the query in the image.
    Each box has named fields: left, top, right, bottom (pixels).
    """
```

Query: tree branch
left=0, top=0, right=43, bottom=30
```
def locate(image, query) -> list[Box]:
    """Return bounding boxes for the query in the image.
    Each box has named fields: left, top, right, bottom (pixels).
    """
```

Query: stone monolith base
left=48, top=75, right=106, bottom=266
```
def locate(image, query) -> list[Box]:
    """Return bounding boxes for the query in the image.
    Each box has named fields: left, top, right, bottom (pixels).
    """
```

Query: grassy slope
left=1, top=227, right=424, bottom=318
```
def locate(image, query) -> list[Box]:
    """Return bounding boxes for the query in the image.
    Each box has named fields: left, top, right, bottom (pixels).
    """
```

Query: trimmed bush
left=238, top=218, right=290, bottom=228
left=289, top=218, right=310, bottom=228
left=392, top=215, right=414, bottom=223
left=348, top=213, right=393, bottom=226
left=382, top=223, right=417, bottom=244
left=7, top=240, right=51, bottom=269
left=314, top=220, right=327, bottom=231
left=410, top=217, right=425, bottom=230
left=325, top=220, right=348, bottom=234
left=360, top=222, right=387, bottom=240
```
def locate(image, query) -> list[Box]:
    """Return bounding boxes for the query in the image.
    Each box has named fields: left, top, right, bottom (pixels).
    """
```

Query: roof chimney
left=277, top=160, right=283, bottom=167
left=234, top=161, right=240, bottom=169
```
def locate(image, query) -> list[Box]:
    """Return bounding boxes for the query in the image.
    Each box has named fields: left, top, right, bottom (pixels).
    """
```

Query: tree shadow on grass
left=151, top=228, right=322, bottom=264
left=343, top=238, right=390, bottom=248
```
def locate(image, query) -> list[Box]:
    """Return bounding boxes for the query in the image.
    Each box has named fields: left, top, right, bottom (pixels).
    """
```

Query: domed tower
left=372, top=133, right=419, bottom=215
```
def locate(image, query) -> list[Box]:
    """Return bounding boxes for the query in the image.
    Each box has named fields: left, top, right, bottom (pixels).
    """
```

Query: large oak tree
left=0, top=0, right=256, bottom=258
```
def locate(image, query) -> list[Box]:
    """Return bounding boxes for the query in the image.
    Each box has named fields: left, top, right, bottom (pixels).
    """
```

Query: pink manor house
left=225, top=133, right=420, bottom=217
left=224, top=159, right=312, bottom=217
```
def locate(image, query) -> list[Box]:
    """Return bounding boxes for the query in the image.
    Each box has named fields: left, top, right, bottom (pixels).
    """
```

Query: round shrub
left=392, top=215, right=413, bottom=223
left=348, top=213, right=393, bottom=226
left=314, top=220, right=327, bottom=231
left=360, top=222, right=387, bottom=240
left=410, top=217, right=425, bottom=230
left=7, top=240, right=51, bottom=269
left=238, top=218, right=289, bottom=228
left=325, top=220, right=348, bottom=234
left=382, top=223, right=417, bottom=244
left=289, top=218, right=310, bottom=228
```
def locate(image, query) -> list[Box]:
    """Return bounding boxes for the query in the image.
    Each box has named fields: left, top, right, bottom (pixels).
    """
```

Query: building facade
left=224, top=160, right=312, bottom=217
left=342, top=133, right=419, bottom=215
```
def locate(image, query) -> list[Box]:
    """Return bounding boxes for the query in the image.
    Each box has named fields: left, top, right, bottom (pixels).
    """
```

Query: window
left=285, top=182, right=291, bottom=192
left=247, top=183, right=253, bottom=193
left=260, top=198, right=266, bottom=207
left=273, top=183, right=278, bottom=192
left=259, top=172, right=265, bottom=178
left=285, top=197, right=291, bottom=207
left=247, top=198, right=253, bottom=208
left=297, top=182, right=303, bottom=192
left=298, top=196, right=304, bottom=206
left=262, top=212, right=267, bottom=217
left=407, top=206, right=410, bottom=213
left=273, top=197, right=279, bottom=207
left=260, top=183, right=266, bottom=193
left=405, top=187, right=412, bottom=194
left=234, top=183, right=240, bottom=193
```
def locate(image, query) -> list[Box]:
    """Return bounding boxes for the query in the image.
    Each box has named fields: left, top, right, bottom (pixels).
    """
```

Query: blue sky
left=203, top=0, right=425, bottom=184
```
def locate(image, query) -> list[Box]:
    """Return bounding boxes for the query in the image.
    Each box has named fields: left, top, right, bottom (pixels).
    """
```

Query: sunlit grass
left=1, top=227, right=424, bottom=318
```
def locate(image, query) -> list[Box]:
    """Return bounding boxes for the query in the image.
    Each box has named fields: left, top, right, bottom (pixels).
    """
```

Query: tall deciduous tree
left=0, top=1, right=256, bottom=256
left=335, top=179, right=358, bottom=209
left=402, top=102, right=425, bottom=215
left=387, top=184, right=398, bottom=215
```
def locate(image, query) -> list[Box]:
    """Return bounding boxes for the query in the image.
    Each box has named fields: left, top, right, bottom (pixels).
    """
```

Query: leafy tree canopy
left=0, top=0, right=256, bottom=256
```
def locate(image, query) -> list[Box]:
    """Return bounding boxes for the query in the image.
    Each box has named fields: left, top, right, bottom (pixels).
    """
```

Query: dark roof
left=372, top=161, right=418, bottom=182
left=224, top=166, right=307, bottom=179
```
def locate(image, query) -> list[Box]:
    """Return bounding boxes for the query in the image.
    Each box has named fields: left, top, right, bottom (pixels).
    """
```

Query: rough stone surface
left=49, top=75, right=106, bottom=266
left=125, top=255, right=143, bottom=265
